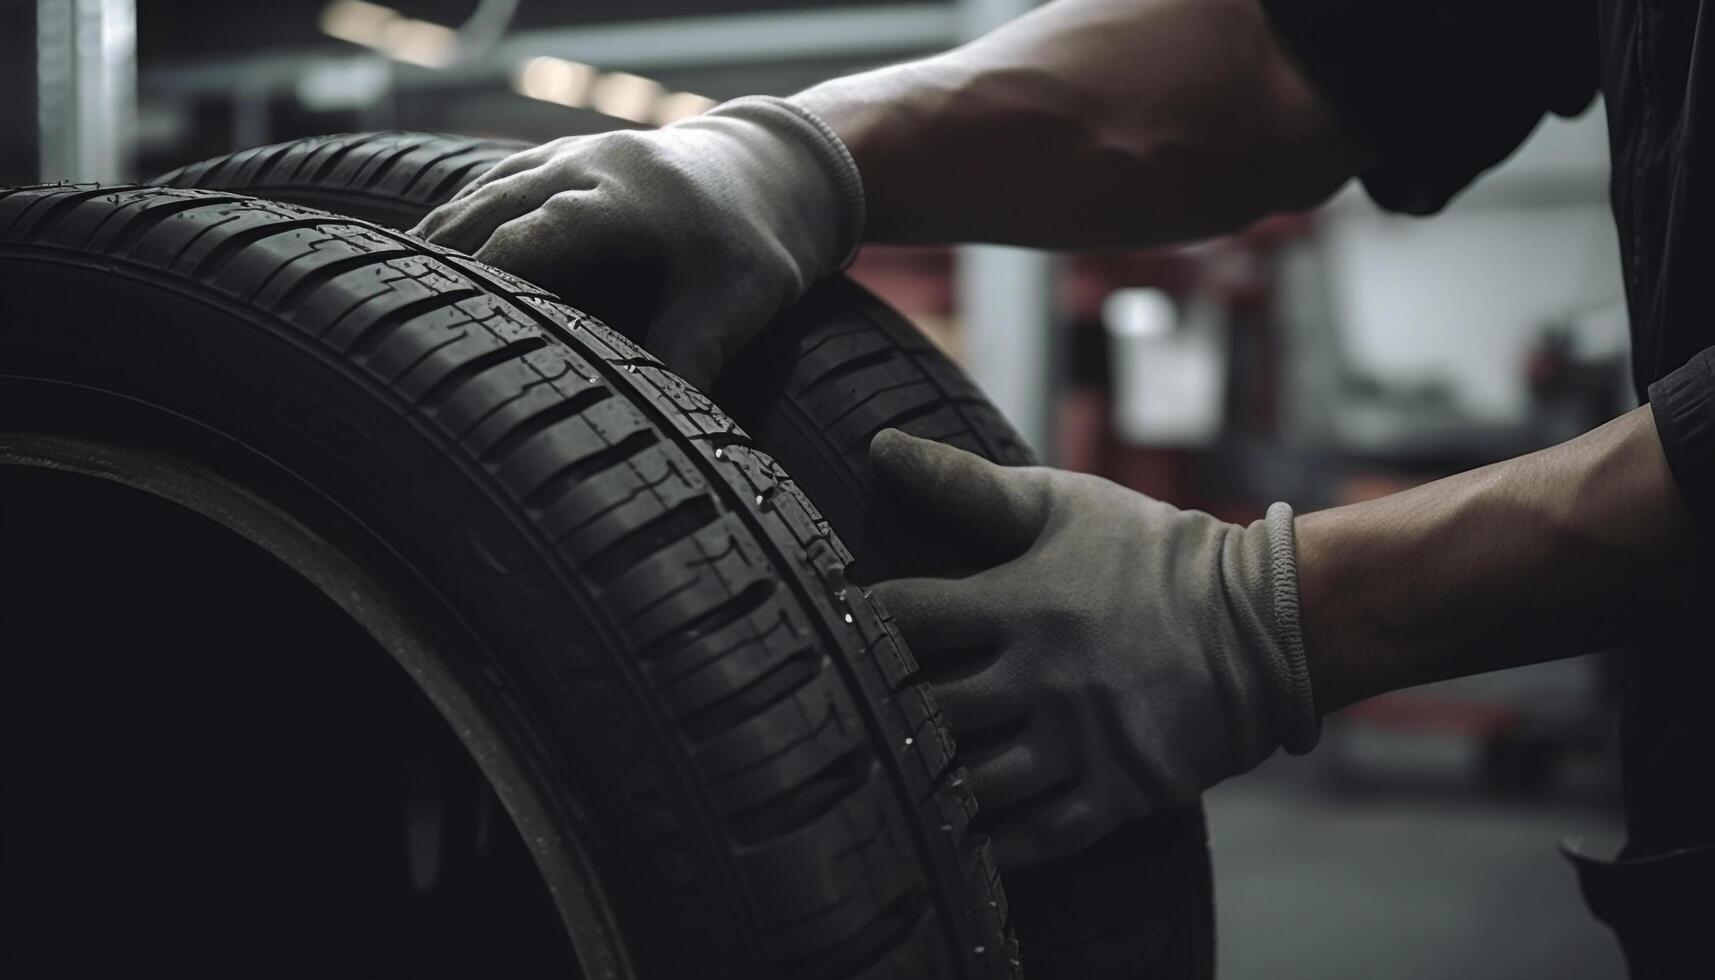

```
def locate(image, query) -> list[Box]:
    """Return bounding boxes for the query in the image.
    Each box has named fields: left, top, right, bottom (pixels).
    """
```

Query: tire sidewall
left=0, top=255, right=762, bottom=977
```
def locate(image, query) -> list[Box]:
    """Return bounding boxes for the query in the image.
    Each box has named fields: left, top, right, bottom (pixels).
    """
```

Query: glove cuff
left=1263, top=502, right=1320, bottom=755
left=702, top=95, right=867, bottom=271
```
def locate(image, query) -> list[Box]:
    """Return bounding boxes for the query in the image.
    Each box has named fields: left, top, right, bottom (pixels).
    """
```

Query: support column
left=955, top=246, right=1059, bottom=457
left=37, top=0, right=137, bottom=183
left=954, top=0, right=1056, bottom=459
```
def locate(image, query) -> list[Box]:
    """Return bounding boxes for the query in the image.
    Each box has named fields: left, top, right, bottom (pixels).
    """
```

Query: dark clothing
left=1261, top=0, right=1715, bottom=484
left=1261, top=0, right=1715, bottom=973
left=1261, top=0, right=1601, bottom=217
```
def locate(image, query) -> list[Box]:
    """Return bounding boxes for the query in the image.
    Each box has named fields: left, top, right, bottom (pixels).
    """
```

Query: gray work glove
left=408, top=96, right=864, bottom=389
left=868, top=430, right=1318, bottom=869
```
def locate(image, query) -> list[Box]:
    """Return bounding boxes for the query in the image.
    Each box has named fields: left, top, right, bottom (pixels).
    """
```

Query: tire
left=0, top=184, right=1014, bottom=978
left=156, top=133, right=1217, bottom=978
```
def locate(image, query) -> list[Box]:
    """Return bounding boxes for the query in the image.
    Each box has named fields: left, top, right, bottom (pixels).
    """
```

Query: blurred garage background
left=2, top=1, right=1631, bottom=976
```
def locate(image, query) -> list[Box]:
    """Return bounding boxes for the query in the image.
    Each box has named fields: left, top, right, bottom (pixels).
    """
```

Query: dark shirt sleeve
left=1650, top=349, right=1715, bottom=522
left=1259, top=0, right=1601, bottom=215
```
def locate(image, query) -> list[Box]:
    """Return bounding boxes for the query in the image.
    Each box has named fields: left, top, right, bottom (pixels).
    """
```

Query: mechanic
left=411, top=0, right=1714, bottom=972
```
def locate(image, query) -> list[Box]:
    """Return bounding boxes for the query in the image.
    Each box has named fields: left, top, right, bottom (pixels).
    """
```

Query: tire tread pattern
left=151, top=131, right=1215, bottom=979
left=0, top=184, right=1018, bottom=979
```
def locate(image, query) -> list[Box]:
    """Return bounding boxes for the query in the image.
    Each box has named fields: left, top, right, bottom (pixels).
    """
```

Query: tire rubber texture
left=0, top=184, right=1014, bottom=979
left=156, top=132, right=1217, bottom=979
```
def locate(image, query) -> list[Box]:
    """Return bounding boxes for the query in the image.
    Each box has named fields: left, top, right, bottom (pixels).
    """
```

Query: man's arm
left=795, top=0, right=1371, bottom=247
left=412, top=0, right=1368, bottom=382
left=867, top=405, right=1695, bottom=867
left=1298, top=404, right=1694, bottom=710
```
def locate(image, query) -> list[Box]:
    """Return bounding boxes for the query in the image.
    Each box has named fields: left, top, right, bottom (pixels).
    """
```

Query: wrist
left=1262, top=502, right=1319, bottom=754
left=794, top=61, right=971, bottom=243
left=1293, top=504, right=1387, bottom=712
left=699, top=96, right=867, bottom=271
left=1220, top=503, right=1319, bottom=765
left=1292, top=405, right=1691, bottom=716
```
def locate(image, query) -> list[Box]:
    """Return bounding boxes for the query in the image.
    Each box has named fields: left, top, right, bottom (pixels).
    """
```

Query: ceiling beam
left=141, top=4, right=959, bottom=98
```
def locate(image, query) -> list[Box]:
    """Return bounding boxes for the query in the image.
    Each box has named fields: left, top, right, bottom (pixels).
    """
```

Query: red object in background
left=847, top=212, right=1318, bottom=335
left=1065, top=219, right=1317, bottom=508
left=846, top=217, right=1320, bottom=517
left=847, top=246, right=953, bottom=318
left=1343, top=695, right=1521, bottom=738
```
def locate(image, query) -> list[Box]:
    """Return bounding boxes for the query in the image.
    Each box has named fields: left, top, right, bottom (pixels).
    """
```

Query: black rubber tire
left=156, top=132, right=1217, bottom=979
left=0, top=184, right=1016, bottom=979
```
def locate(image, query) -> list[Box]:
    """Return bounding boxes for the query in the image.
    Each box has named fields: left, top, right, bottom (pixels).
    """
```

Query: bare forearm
left=1297, top=405, right=1693, bottom=711
left=794, top=0, right=1367, bottom=247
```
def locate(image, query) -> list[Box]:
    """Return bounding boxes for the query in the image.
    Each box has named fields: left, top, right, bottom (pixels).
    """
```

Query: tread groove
left=102, top=195, right=251, bottom=253
left=795, top=346, right=898, bottom=396
left=387, top=331, right=469, bottom=385
left=184, top=216, right=346, bottom=280
left=397, top=144, right=497, bottom=199
left=821, top=378, right=932, bottom=429
left=4, top=186, right=114, bottom=241
left=299, top=136, right=368, bottom=185
left=522, top=428, right=659, bottom=510
left=359, top=136, right=435, bottom=191
left=265, top=247, right=419, bottom=309
left=416, top=336, right=548, bottom=406
left=420, top=154, right=507, bottom=204
left=636, top=578, right=777, bottom=660
left=678, top=647, right=822, bottom=741
left=193, top=145, right=251, bottom=188
left=726, top=745, right=874, bottom=845
left=583, top=495, right=721, bottom=585
left=239, top=139, right=303, bottom=187
left=476, top=383, right=613, bottom=464
left=345, top=287, right=481, bottom=357
left=845, top=400, right=952, bottom=451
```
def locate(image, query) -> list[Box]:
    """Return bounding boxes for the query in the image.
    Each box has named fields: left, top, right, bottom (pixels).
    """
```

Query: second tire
left=158, top=132, right=1217, bottom=979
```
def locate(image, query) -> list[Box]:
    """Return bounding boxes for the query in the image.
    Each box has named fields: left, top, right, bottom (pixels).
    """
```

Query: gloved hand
left=868, top=430, right=1318, bottom=868
left=408, top=96, right=865, bottom=389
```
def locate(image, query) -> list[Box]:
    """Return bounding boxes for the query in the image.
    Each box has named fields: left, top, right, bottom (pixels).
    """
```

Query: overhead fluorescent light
left=320, top=0, right=398, bottom=46
left=512, top=56, right=598, bottom=107
left=589, top=71, right=664, bottom=124
left=379, top=17, right=458, bottom=67
left=508, top=57, right=717, bottom=128
left=653, top=91, right=719, bottom=125
left=321, top=0, right=457, bottom=68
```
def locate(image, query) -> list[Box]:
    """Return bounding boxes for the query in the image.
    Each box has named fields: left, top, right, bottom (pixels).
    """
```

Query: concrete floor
left=1207, top=753, right=1627, bottom=980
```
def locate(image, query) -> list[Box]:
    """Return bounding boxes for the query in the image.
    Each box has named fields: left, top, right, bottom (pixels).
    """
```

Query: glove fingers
left=413, top=168, right=563, bottom=254
left=870, top=576, right=1002, bottom=660
left=646, top=290, right=776, bottom=391
left=471, top=204, right=589, bottom=279
left=473, top=209, right=676, bottom=350
left=986, top=794, right=1110, bottom=869
left=964, top=740, right=1060, bottom=815
left=868, top=429, right=1046, bottom=558
left=447, top=141, right=561, bottom=203
left=930, top=666, right=1030, bottom=738
left=408, top=184, right=489, bottom=245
